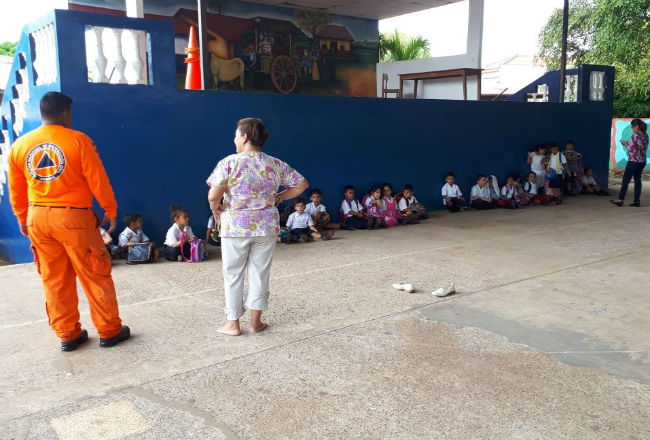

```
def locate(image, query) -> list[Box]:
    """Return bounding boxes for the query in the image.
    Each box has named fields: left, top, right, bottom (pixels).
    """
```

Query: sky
left=0, top=0, right=564, bottom=66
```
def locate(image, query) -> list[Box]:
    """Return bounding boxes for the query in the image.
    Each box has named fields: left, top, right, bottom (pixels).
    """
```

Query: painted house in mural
left=316, top=25, right=354, bottom=57
left=68, top=0, right=379, bottom=96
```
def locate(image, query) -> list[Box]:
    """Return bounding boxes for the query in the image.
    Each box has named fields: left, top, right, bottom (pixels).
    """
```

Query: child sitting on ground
left=488, top=175, right=515, bottom=209
left=100, top=227, right=121, bottom=258
left=470, top=174, right=495, bottom=210
left=341, top=185, right=373, bottom=230
left=285, top=198, right=332, bottom=242
left=379, top=183, right=401, bottom=226
left=362, top=186, right=386, bottom=228
left=523, top=171, right=554, bottom=205
left=306, top=188, right=340, bottom=231
left=163, top=205, right=196, bottom=261
left=441, top=172, right=468, bottom=212
left=118, top=212, right=159, bottom=261
left=501, top=175, right=529, bottom=208
left=397, top=184, right=428, bottom=220
left=581, top=167, right=609, bottom=195
left=206, top=214, right=221, bottom=246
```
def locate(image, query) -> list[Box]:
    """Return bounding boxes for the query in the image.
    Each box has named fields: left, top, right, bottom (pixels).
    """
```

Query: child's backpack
left=126, top=242, right=154, bottom=264
left=180, top=232, right=207, bottom=263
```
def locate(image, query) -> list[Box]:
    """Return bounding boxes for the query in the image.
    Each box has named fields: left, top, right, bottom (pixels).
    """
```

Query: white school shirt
left=164, top=224, right=195, bottom=246
left=341, top=199, right=363, bottom=217
left=441, top=183, right=462, bottom=205
left=582, top=176, right=597, bottom=186
left=470, top=184, right=490, bottom=199
left=364, top=195, right=381, bottom=209
left=523, top=180, right=538, bottom=194
left=397, top=196, right=419, bottom=211
left=548, top=152, right=567, bottom=174
left=501, top=184, right=517, bottom=199
left=305, top=202, right=326, bottom=217
left=286, top=211, right=314, bottom=229
left=207, top=215, right=219, bottom=229
left=529, top=152, right=545, bottom=172
left=118, top=227, right=150, bottom=247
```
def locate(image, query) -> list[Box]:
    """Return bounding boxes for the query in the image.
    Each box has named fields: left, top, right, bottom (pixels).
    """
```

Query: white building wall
left=377, top=0, right=484, bottom=100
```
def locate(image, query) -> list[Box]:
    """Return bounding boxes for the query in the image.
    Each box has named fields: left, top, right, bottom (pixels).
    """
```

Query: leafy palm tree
left=379, top=30, right=430, bottom=62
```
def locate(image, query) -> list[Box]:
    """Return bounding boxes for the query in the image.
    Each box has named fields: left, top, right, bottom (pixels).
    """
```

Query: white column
left=465, top=0, right=484, bottom=68
left=126, top=0, right=144, bottom=18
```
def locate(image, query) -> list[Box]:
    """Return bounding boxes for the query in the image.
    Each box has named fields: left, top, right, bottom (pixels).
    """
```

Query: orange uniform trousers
left=27, top=206, right=122, bottom=341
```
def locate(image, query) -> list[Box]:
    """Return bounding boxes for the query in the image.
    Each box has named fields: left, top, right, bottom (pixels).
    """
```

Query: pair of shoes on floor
left=300, top=234, right=314, bottom=242
left=61, top=326, right=130, bottom=351
left=392, top=282, right=456, bottom=297
left=321, top=230, right=335, bottom=240
left=281, top=235, right=299, bottom=244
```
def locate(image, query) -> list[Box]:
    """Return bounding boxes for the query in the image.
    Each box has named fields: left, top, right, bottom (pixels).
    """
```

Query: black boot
left=61, top=329, right=89, bottom=352
left=99, top=326, right=131, bottom=348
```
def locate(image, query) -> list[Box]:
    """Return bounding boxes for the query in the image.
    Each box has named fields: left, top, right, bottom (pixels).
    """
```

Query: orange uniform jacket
left=8, top=125, right=117, bottom=223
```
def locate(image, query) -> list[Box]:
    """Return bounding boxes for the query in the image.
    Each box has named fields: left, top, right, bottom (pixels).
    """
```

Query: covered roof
left=239, top=0, right=464, bottom=20
left=315, top=25, right=354, bottom=41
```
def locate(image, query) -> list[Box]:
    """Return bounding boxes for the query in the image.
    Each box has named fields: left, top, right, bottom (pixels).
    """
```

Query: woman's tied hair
left=237, top=118, right=270, bottom=147
left=631, top=118, right=647, bottom=133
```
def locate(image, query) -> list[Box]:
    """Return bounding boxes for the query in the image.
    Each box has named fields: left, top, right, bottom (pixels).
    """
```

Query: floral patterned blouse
left=627, top=132, right=649, bottom=163
left=206, top=151, right=305, bottom=238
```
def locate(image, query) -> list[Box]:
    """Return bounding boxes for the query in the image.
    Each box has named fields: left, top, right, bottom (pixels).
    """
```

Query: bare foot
left=249, top=323, right=269, bottom=334
left=217, top=323, right=242, bottom=336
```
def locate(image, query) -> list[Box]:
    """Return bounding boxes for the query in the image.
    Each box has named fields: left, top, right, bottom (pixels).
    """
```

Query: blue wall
left=0, top=10, right=615, bottom=263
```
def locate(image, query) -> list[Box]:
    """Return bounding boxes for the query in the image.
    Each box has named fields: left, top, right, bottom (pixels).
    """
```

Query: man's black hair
left=40, top=92, right=73, bottom=120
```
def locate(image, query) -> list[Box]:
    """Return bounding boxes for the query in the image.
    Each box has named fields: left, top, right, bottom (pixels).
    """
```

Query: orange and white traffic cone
left=184, top=25, right=202, bottom=90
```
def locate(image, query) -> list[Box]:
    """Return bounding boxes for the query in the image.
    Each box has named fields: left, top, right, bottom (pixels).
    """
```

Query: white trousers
left=220, top=236, right=277, bottom=321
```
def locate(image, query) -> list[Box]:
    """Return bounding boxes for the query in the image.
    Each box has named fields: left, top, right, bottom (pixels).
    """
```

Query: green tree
left=379, top=30, right=430, bottom=62
left=537, top=0, right=650, bottom=117
left=294, top=10, right=332, bottom=50
left=0, top=41, right=17, bottom=57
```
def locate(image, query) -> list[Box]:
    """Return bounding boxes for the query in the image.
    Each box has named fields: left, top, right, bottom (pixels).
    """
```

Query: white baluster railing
left=0, top=128, right=9, bottom=200
left=32, top=24, right=57, bottom=85
left=590, top=71, right=605, bottom=101
left=85, top=26, right=108, bottom=83
left=10, top=65, right=29, bottom=137
left=122, top=29, right=145, bottom=85
left=85, top=25, right=148, bottom=85
left=564, top=74, right=578, bottom=103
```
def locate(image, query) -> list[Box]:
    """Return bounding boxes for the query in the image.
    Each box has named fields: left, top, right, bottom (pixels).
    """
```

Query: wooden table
left=399, top=68, right=482, bottom=100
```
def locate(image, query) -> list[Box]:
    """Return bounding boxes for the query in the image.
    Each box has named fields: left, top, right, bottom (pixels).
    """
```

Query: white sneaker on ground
left=432, top=283, right=455, bottom=297
left=392, top=283, right=415, bottom=293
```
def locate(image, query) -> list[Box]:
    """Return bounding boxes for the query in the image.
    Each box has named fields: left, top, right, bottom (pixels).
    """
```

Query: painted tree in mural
left=379, top=31, right=430, bottom=62
left=538, top=0, right=650, bottom=117
left=294, top=10, right=332, bottom=50
left=207, top=0, right=229, bottom=15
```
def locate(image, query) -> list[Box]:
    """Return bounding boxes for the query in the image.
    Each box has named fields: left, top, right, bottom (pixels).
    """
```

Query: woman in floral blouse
left=611, top=119, right=648, bottom=207
left=207, top=118, right=308, bottom=336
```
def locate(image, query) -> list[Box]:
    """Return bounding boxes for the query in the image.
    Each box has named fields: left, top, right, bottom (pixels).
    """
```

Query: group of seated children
left=100, top=212, right=159, bottom=262
left=527, top=141, right=610, bottom=202
left=279, top=184, right=429, bottom=244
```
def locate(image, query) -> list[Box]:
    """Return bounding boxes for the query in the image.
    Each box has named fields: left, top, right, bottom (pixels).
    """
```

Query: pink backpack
left=180, top=232, right=207, bottom=263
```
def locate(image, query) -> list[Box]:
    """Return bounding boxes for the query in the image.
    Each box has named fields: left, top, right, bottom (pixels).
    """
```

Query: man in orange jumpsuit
left=8, top=92, right=130, bottom=351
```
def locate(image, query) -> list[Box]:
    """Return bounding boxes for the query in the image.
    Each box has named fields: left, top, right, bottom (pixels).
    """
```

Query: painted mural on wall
left=68, top=0, right=379, bottom=97
left=610, top=118, right=650, bottom=171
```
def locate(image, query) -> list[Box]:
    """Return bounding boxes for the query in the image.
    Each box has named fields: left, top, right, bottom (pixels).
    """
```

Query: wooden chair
left=381, top=73, right=401, bottom=98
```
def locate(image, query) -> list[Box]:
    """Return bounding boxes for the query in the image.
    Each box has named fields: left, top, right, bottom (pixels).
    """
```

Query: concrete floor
left=1, top=189, right=649, bottom=440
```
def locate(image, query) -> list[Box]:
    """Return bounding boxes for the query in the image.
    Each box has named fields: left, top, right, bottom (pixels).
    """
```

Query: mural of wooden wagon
left=245, top=17, right=306, bottom=94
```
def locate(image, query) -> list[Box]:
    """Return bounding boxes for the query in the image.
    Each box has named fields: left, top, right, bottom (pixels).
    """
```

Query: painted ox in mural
left=210, top=55, right=245, bottom=90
